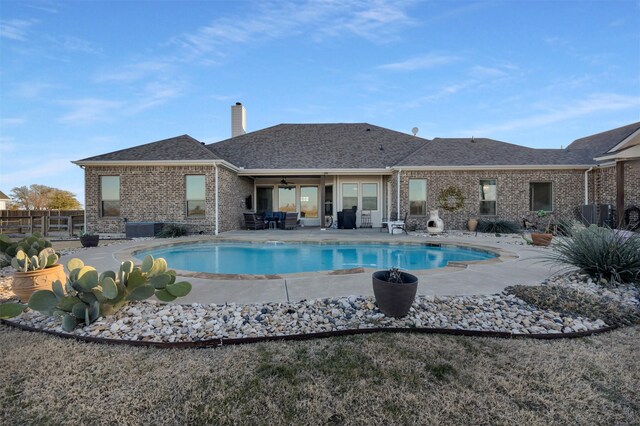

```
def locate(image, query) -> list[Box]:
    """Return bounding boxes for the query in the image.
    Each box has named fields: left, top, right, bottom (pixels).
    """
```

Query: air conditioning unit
left=598, top=204, right=613, bottom=228
left=581, top=204, right=597, bottom=226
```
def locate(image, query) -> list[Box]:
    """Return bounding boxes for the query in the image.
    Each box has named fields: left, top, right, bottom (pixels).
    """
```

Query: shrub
left=546, top=225, right=640, bottom=284
left=157, top=223, right=189, bottom=238
left=476, top=220, right=520, bottom=234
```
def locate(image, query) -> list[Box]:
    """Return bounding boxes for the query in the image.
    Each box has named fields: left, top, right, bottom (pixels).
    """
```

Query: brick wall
left=390, top=169, right=586, bottom=230
left=590, top=160, right=640, bottom=219
left=217, top=167, right=254, bottom=232
left=623, top=160, right=640, bottom=207
left=85, top=164, right=252, bottom=234
left=591, top=165, right=616, bottom=205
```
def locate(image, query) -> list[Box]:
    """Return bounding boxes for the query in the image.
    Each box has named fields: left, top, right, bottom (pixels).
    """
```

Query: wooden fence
left=0, top=210, right=85, bottom=237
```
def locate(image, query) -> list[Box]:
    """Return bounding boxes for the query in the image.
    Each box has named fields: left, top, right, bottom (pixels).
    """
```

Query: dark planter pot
left=80, top=235, right=100, bottom=248
left=372, top=271, right=418, bottom=318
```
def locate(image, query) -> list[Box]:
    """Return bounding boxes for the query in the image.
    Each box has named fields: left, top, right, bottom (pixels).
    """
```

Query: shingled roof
left=77, top=134, right=219, bottom=162
left=395, top=137, right=594, bottom=167
left=76, top=121, right=639, bottom=169
left=0, top=190, right=9, bottom=200
left=566, top=121, right=640, bottom=157
left=206, top=123, right=426, bottom=169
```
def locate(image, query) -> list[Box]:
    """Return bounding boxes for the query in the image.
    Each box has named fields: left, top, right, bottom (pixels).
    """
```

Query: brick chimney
left=231, top=102, right=246, bottom=137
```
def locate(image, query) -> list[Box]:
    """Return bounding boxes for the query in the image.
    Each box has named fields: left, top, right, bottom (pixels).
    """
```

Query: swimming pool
left=135, top=242, right=497, bottom=275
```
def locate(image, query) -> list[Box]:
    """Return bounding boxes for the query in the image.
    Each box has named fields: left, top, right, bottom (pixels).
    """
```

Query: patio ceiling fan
left=280, top=176, right=295, bottom=186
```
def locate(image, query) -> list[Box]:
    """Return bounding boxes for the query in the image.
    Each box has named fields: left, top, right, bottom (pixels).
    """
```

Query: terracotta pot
left=80, top=235, right=100, bottom=248
left=372, top=271, right=418, bottom=318
left=467, top=218, right=478, bottom=232
left=12, top=264, right=67, bottom=303
left=531, top=233, right=553, bottom=247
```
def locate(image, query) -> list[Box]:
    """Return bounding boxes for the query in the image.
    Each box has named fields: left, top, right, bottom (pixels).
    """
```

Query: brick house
left=74, top=103, right=640, bottom=234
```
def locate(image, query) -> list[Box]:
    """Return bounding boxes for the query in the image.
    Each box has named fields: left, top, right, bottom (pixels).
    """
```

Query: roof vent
left=366, top=128, right=371, bottom=132
left=411, top=127, right=419, bottom=136
left=200, top=142, right=205, bottom=145
left=471, top=136, right=475, bottom=143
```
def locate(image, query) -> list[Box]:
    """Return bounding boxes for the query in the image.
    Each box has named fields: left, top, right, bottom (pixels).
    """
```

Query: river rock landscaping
left=2, top=268, right=637, bottom=343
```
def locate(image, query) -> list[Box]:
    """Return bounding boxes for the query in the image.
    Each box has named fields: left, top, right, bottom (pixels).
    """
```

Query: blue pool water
left=136, top=242, right=496, bottom=275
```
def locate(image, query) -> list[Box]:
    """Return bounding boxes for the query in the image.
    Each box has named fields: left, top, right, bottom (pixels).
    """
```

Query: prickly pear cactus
left=24, top=255, right=192, bottom=332
left=1, top=233, right=57, bottom=270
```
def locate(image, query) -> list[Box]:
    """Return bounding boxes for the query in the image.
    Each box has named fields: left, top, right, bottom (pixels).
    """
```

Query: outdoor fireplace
left=426, top=210, right=444, bottom=234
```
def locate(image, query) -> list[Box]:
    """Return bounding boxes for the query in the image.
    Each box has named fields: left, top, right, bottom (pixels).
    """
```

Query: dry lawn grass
left=1, top=324, right=638, bottom=425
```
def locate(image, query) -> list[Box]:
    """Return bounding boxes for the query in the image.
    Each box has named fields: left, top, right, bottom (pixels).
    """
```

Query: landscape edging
left=0, top=318, right=619, bottom=349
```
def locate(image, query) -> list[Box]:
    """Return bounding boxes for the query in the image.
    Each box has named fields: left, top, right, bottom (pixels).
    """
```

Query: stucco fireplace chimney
left=231, top=102, right=246, bottom=137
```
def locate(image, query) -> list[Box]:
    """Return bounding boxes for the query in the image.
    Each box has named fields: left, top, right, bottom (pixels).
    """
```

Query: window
left=186, top=175, right=206, bottom=217
left=300, top=186, right=318, bottom=218
left=342, top=183, right=358, bottom=210
left=100, top=176, right=120, bottom=217
left=278, top=186, right=296, bottom=212
left=256, top=186, right=273, bottom=215
left=362, top=183, right=378, bottom=210
left=530, top=182, right=552, bottom=211
left=479, top=179, right=497, bottom=215
left=409, top=179, right=427, bottom=216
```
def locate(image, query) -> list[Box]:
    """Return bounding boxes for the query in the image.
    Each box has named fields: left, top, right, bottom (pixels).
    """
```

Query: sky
left=1, top=0, right=639, bottom=206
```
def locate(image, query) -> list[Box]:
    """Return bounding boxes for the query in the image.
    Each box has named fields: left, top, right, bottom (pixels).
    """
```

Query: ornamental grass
left=546, top=226, right=640, bottom=284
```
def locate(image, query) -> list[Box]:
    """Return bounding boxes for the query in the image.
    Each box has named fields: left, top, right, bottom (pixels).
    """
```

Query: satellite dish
left=411, top=127, right=419, bottom=136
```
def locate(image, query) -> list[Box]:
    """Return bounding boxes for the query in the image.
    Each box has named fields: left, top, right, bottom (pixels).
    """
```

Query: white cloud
left=126, top=81, right=184, bottom=114
left=461, top=93, right=640, bottom=136
left=0, top=136, right=17, bottom=154
left=378, top=54, right=460, bottom=71
left=12, top=81, right=57, bottom=99
left=0, top=117, right=26, bottom=126
left=94, top=61, right=172, bottom=83
left=57, top=81, right=184, bottom=123
left=58, top=98, right=125, bottom=124
left=49, top=35, right=102, bottom=54
left=0, top=19, right=37, bottom=41
left=173, top=0, right=415, bottom=59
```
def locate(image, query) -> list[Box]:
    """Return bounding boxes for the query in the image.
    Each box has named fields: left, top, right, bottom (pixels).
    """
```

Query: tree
left=49, top=189, right=82, bottom=209
left=10, top=184, right=81, bottom=210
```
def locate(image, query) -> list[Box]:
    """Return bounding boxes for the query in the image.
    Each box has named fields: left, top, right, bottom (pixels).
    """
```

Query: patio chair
left=243, top=213, right=266, bottom=230
left=380, top=211, right=398, bottom=232
left=279, top=212, right=298, bottom=230
left=391, top=212, right=408, bottom=234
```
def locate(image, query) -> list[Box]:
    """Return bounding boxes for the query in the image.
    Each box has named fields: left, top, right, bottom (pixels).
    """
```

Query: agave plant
left=1, top=255, right=192, bottom=331
left=545, top=225, right=640, bottom=284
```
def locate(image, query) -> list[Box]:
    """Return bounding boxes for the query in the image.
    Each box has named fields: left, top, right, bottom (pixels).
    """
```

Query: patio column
left=320, top=174, right=325, bottom=228
left=616, top=160, right=625, bottom=228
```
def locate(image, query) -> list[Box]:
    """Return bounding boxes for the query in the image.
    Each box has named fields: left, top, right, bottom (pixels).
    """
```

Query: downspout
left=396, top=168, right=401, bottom=216
left=214, top=163, right=219, bottom=236
left=81, top=165, right=87, bottom=234
left=584, top=167, right=593, bottom=205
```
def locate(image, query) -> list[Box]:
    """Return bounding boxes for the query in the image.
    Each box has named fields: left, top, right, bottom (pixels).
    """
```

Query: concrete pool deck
left=59, top=228, right=563, bottom=305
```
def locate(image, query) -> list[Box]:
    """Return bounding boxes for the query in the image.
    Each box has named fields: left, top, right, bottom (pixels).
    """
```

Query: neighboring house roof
left=395, top=137, right=594, bottom=167
left=77, top=134, right=219, bottom=162
left=0, top=190, right=9, bottom=200
left=566, top=121, right=640, bottom=158
left=207, top=123, right=426, bottom=169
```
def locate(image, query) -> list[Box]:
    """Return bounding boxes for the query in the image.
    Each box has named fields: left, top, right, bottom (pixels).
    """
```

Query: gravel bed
left=2, top=274, right=624, bottom=343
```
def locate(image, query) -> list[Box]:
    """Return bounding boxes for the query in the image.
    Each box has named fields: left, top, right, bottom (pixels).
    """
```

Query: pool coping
left=115, top=237, right=515, bottom=281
